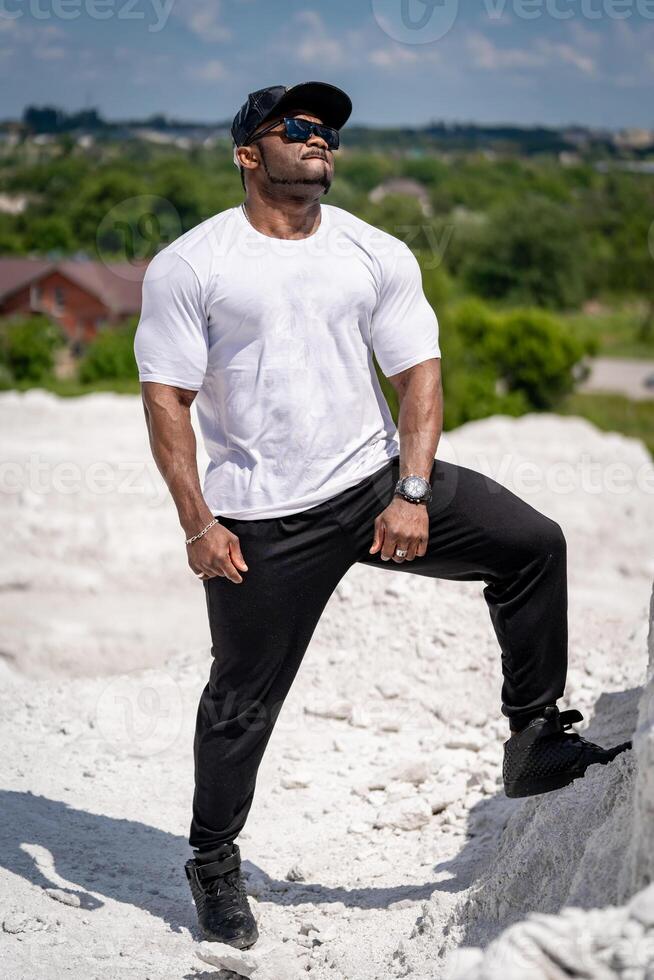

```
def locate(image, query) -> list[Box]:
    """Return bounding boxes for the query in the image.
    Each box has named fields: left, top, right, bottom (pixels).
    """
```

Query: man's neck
left=241, top=195, right=322, bottom=240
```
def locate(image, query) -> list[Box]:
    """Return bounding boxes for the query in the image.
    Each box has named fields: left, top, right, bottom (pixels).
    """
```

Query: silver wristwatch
left=394, top=474, right=432, bottom=505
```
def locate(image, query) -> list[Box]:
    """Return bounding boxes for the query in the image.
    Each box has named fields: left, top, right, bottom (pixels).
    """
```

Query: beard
left=259, top=142, right=332, bottom=193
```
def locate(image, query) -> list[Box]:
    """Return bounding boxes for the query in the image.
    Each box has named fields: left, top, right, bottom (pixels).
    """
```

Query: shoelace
left=205, top=868, right=247, bottom=900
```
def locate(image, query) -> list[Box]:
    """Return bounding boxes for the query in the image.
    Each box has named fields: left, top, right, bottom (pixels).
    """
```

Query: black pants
left=190, top=454, right=567, bottom=851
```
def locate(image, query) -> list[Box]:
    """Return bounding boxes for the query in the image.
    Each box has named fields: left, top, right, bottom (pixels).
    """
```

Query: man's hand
left=369, top=496, right=429, bottom=562
left=187, top=524, right=249, bottom=583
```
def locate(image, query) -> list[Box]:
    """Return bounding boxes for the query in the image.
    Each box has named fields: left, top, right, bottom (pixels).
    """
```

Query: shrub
left=438, top=298, right=592, bottom=426
left=78, top=318, right=138, bottom=383
left=0, top=314, right=65, bottom=382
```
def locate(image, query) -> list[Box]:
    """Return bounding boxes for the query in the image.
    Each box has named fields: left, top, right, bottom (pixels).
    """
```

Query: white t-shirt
left=134, top=202, right=441, bottom=519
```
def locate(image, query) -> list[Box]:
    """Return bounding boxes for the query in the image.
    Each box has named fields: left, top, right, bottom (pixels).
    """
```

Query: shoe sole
left=200, top=924, right=259, bottom=949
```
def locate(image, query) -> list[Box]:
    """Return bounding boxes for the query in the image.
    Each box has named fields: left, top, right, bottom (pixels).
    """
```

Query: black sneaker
left=185, top=842, right=259, bottom=948
left=503, top=705, right=632, bottom=798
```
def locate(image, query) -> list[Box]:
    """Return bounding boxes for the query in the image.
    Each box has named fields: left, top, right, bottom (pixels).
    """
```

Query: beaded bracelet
left=185, top=517, right=220, bottom=546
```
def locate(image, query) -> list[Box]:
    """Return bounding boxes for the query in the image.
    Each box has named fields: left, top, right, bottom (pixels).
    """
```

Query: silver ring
left=395, top=548, right=407, bottom=558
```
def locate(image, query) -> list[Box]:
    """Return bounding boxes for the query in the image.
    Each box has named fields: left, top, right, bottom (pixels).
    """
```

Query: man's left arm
left=368, top=241, right=443, bottom=562
left=368, top=357, right=443, bottom=562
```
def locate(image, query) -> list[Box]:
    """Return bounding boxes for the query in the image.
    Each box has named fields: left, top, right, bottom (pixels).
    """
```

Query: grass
left=561, top=303, right=654, bottom=360
left=557, top=391, right=654, bottom=458
left=1, top=377, right=142, bottom=397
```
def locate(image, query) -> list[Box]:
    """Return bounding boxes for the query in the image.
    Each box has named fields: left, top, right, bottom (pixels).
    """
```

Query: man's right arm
left=139, top=381, right=249, bottom=583
left=133, top=251, right=248, bottom=583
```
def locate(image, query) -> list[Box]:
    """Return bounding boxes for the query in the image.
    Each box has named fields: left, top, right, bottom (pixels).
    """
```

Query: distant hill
left=0, top=104, right=652, bottom=159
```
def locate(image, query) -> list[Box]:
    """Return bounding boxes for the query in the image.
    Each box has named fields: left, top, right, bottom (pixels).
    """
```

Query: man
left=133, top=81, right=632, bottom=950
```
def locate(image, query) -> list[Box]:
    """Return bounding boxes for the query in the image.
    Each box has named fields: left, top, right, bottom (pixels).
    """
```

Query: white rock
left=280, top=772, right=311, bottom=789
left=374, top=796, right=433, bottom=831
left=196, top=938, right=304, bottom=979
left=629, top=882, right=654, bottom=928
left=444, top=731, right=485, bottom=752
left=44, top=888, right=82, bottom=908
left=327, top=648, right=348, bottom=664
left=299, top=917, right=322, bottom=935
left=428, top=776, right=468, bottom=814
left=385, top=780, right=422, bottom=803
left=304, top=700, right=353, bottom=721
left=347, top=821, right=374, bottom=835
left=2, top=912, right=50, bottom=935
left=285, top=863, right=306, bottom=882
left=375, top=675, right=411, bottom=699
left=349, top=706, right=372, bottom=728
left=385, top=759, right=430, bottom=786
left=377, top=718, right=402, bottom=733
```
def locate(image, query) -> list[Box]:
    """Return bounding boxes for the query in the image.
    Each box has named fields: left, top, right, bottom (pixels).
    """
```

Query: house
left=368, top=178, right=433, bottom=218
left=0, top=258, right=146, bottom=354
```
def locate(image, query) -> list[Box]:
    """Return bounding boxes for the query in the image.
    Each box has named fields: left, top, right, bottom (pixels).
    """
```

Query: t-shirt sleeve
left=133, top=250, right=209, bottom=391
left=370, top=243, right=441, bottom=378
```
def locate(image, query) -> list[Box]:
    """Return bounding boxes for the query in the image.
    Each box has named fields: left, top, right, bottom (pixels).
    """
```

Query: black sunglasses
left=246, top=116, right=340, bottom=150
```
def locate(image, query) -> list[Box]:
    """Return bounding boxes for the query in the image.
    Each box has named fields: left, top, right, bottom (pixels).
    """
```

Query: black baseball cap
left=231, top=81, right=353, bottom=147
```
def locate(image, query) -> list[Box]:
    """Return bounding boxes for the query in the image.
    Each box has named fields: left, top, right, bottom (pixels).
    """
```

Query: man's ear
left=235, top=145, right=258, bottom=172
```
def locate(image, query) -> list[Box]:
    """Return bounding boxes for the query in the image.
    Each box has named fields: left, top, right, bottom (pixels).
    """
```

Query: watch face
left=404, top=476, right=426, bottom=498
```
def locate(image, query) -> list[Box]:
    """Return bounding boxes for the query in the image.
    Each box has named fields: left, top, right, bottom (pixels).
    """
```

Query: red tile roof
left=0, top=258, right=53, bottom=301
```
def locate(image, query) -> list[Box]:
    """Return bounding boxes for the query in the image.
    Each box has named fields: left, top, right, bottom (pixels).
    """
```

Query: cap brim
left=257, top=81, right=352, bottom=133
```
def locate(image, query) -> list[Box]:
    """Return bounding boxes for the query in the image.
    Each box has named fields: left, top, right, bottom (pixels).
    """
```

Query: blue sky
left=1, top=0, right=653, bottom=128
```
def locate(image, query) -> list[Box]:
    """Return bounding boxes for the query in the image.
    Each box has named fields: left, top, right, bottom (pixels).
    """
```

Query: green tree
left=462, top=196, right=589, bottom=309
left=338, top=152, right=396, bottom=193
left=0, top=214, right=23, bottom=254
left=23, top=215, right=75, bottom=252
left=69, top=170, right=148, bottom=252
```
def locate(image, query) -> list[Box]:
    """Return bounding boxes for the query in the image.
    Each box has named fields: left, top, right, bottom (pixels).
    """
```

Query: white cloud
left=280, top=11, right=424, bottom=73
left=550, top=42, right=594, bottom=75
left=33, top=45, right=66, bottom=61
left=173, top=0, right=232, bottom=43
left=567, top=21, right=602, bottom=52
left=467, top=32, right=545, bottom=69
left=0, top=20, right=69, bottom=68
left=596, top=19, right=654, bottom=85
left=294, top=10, right=323, bottom=32
left=295, top=37, right=347, bottom=67
left=289, top=9, right=348, bottom=67
left=368, top=46, right=421, bottom=69
left=188, top=59, right=227, bottom=81
left=466, top=31, right=596, bottom=75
